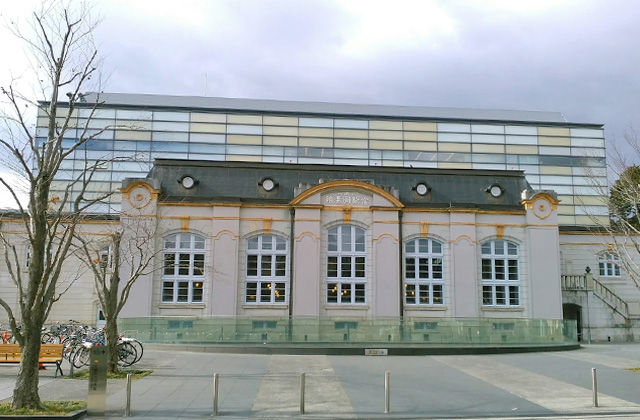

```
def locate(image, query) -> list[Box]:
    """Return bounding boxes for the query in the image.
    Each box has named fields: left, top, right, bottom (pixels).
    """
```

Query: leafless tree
left=0, top=1, right=110, bottom=409
left=76, top=217, right=157, bottom=374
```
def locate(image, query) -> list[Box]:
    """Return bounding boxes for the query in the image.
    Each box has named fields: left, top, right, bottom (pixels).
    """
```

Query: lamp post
left=585, top=266, right=592, bottom=344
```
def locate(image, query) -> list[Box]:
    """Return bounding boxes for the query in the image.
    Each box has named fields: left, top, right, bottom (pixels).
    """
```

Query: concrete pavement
left=2, top=344, right=640, bottom=418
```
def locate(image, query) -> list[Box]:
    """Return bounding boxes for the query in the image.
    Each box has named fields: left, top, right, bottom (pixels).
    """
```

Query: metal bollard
left=384, top=371, right=390, bottom=414
left=125, top=373, right=132, bottom=416
left=213, top=373, right=219, bottom=416
left=299, top=372, right=305, bottom=414
left=592, top=367, right=598, bottom=407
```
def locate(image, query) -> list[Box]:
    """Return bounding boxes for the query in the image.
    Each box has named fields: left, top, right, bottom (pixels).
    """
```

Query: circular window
left=180, top=176, right=196, bottom=189
left=415, top=182, right=429, bottom=196
left=261, top=178, right=276, bottom=192
left=489, top=184, right=503, bottom=198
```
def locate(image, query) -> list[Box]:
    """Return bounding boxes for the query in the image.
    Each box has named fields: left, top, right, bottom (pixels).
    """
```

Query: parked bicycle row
left=0, top=320, right=144, bottom=369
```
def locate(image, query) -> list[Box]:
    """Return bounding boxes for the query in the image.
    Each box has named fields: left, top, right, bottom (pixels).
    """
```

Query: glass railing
left=119, top=317, right=578, bottom=346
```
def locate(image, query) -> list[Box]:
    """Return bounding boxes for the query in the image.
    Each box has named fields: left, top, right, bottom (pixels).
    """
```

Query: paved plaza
left=2, top=344, right=640, bottom=418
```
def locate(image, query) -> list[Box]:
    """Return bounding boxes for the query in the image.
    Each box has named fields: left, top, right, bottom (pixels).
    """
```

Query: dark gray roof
left=136, top=160, right=534, bottom=211
left=65, top=92, right=601, bottom=127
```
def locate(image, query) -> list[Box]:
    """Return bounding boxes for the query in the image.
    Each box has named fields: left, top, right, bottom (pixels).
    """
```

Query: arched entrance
left=563, top=303, right=582, bottom=341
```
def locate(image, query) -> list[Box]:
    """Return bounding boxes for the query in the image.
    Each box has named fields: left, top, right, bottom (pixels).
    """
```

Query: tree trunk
left=12, top=328, right=42, bottom=409
left=104, top=316, right=119, bottom=374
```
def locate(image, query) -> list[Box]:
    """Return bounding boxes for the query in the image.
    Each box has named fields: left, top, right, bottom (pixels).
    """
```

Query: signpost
left=87, top=345, right=108, bottom=416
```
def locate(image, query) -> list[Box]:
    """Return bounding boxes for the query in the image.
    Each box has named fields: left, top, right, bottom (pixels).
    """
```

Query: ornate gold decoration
left=342, top=207, right=352, bottom=224
left=120, top=181, right=160, bottom=209
left=496, top=225, right=504, bottom=240
left=420, top=221, right=429, bottom=238
left=263, top=219, right=272, bottom=234
left=180, top=216, right=190, bottom=232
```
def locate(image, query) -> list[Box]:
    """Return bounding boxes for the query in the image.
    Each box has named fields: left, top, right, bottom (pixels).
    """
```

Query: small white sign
left=365, top=348, right=388, bottom=356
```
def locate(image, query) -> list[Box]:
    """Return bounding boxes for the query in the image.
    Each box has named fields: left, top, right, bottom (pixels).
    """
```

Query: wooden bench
left=0, top=344, right=63, bottom=377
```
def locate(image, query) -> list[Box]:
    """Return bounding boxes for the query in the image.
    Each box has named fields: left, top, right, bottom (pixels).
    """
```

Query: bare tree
left=76, top=217, right=156, bottom=374
left=591, top=128, right=640, bottom=289
left=0, top=1, right=110, bottom=409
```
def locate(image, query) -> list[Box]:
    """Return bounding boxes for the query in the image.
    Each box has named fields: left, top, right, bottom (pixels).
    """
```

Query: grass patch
left=627, top=367, right=640, bottom=373
left=65, top=368, right=152, bottom=380
left=0, top=400, right=85, bottom=415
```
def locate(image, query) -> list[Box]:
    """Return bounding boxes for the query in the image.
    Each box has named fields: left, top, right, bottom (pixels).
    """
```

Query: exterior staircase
left=561, top=272, right=636, bottom=341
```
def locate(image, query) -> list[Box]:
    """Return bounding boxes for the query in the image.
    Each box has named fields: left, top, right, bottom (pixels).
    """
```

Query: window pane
left=482, top=285, right=493, bottom=305
left=275, top=237, right=286, bottom=250
left=341, top=226, right=352, bottom=252
left=194, top=236, right=205, bottom=249
left=355, top=228, right=365, bottom=252
left=247, top=255, right=258, bottom=276
left=508, top=259, right=518, bottom=280
left=432, top=258, right=443, bottom=279
left=327, top=257, right=337, bottom=277
left=432, top=241, right=442, bottom=254
left=405, top=283, right=416, bottom=304
left=355, top=283, right=365, bottom=303
left=432, top=284, right=443, bottom=304
left=261, top=255, right=272, bottom=276
left=180, top=235, right=191, bottom=249
left=246, top=282, right=257, bottom=302
left=495, top=285, right=506, bottom=305
left=405, top=258, right=415, bottom=278
left=341, top=256, right=352, bottom=277
left=248, top=237, right=259, bottom=250
left=162, top=282, right=174, bottom=302
left=163, top=254, right=175, bottom=275
left=405, top=240, right=415, bottom=253
left=420, top=284, right=430, bottom=304
left=509, top=286, right=519, bottom=305
left=193, top=254, right=204, bottom=275
left=275, top=255, right=286, bottom=276
left=178, top=254, right=190, bottom=275
left=481, top=243, right=491, bottom=255
left=341, top=283, right=352, bottom=303
left=328, top=227, right=338, bottom=252
left=507, top=242, right=517, bottom=255
left=275, top=283, right=286, bottom=302
left=164, top=235, right=176, bottom=249
left=419, top=239, right=428, bottom=253
left=495, top=260, right=505, bottom=280
left=355, top=257, right=365, bottom=277
left=192, top=281, right=203, bottom=302
left=177, top=282, right=189, bottom=302
left=494, top=241, right=504, bottom=255
left=418, top=258, right=429, bottom=279
left=260, top=282, right=271, bottom=302
left=262, top=235, right=273, bottom=250
left=327, top=283, right=338, bottom=303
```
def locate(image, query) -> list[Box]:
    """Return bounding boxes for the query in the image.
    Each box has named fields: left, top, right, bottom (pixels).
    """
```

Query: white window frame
left=161, top=233, right=205, bottom=304
left=481, top=239, right=520, bottom=307
left=404, top=238, right=444, bottom=305
left=245, top=234, right=288, bottom=304
left=326, top=225, right=366, bottom=304
left=599, top=252, right=621, bottom=277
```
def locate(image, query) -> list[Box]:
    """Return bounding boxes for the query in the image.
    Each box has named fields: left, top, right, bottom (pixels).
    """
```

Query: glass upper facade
left=37, top=98, right=608, bottom=225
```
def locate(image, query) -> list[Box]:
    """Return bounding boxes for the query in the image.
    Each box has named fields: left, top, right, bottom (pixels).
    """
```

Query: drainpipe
left=288, top=207, right=295, bottom=341
left=398, top=210, right=404, bottom=334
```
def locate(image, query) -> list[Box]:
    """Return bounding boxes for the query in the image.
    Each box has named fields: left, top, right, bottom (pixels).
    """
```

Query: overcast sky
left=1, top=0, right=639, bottom=200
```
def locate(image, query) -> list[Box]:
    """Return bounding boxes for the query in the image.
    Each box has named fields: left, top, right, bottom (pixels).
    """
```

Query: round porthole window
left=415, top=182, right=429, bottom=196
left=179, top=175, right=197, bottom=189
left=489, top=184, right=503, bottom=198
left=261, top=177, right=276, bottom=192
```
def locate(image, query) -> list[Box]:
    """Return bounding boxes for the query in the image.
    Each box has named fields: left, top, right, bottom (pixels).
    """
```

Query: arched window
left=404, top=238, right=444, bottom=305
left=162, top=233, right=205, bottom=303
left=599, top=252, right=621, bottom=277
left=481, top=239, right=519, bottom=307
left=326, top=225, right=366, bottom=304
left=245, top=234, right=288, bottom=304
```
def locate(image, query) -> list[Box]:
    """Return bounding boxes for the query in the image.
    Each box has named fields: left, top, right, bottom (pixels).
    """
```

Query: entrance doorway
left=562, top=303, right=582, bottom=341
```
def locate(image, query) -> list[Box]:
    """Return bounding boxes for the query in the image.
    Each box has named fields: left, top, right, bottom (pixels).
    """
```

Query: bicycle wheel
left=73, top=346, right=91, bottom=368
left=117, top=342, right=137, bottom=367
left=123, top=338, right=144, bottom=364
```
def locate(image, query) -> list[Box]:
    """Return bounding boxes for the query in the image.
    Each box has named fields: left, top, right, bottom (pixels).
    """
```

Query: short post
left=384, top=371, right=390, bottom=414
left=299, top=372, right=305, bottom=414
left=592, top=367, right=598, bottom=407
left=125, top=373, right=132, bottom=416
left=213, top=373, right=219, bottom=416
